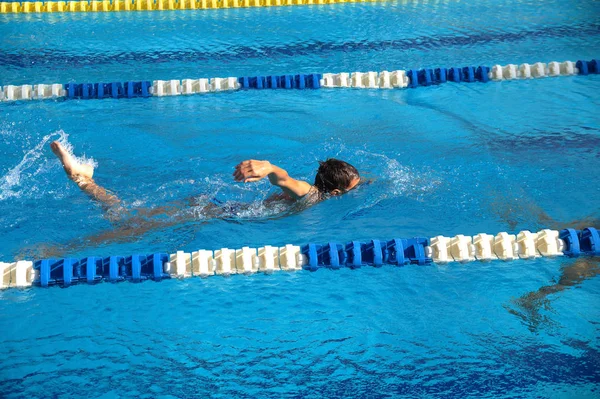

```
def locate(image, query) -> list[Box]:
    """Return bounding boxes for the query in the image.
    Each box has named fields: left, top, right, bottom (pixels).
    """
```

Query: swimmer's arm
left=266, top=164, right=313, bottom=199
left=233, top=160, right=313, bottom=199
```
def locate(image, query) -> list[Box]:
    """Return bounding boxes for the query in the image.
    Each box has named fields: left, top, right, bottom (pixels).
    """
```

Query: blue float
left=238, top=77, right=250, bottom=89
left=65, top=83, right=81, bottom=98
left=82, top=256, right=102, bottom=283
left=309, top=73, right=321, bottom=89
left=301, top=242, right=349, bottom=270
left=462, top=66, right=475, bottom=82
left=124, top=81, right=150, bottom=98
left=590, top=59, right=600, bottom=74
left=95, top=83, right=105, bottom=99
left=49, top=258, right=64, bottom=285
left=61, top=258, right=74, bottom=286
left=125, top=81, right=135, bottom=98
left=238, top=73, right=322, bottom=89
left=267, top=75, right=279, bottom=89
left=141, top=81, right=151, bottom=97
left=296, top=74, right=306, bottom=89
left=434, top=68, right=447, bottom=84
left=124, top=255, right=142, bottom=280
left=256, top=76, right=265, bottom=89
left=326, top=242, right=344, bottom=269
left=36, top=259, right=50, bottom=287
left=576, top=60, right=589, bottom=75
left=150, top=253, right=169, bottom=280
left=82, top=83, right=95, bottom=99
left=579, top=228, right=599, bottom=256
left=247, top=77, right=257, bottom=88
left=345, top=241, right=362, bottom=268
left=301, top=243, right=321, bottom=271
left=559, top=229, right=581, bottom=257
left=448, top=67, right=461, bottom=82
left=407, top=69, right=418, bottom=88
left=417, top=69, right=433, bottom=86
left=476, top=66, right=490, bottom=82
left=404, top=238, right=430, bottom=265
left=109, top=82, right=122, bottom=98
left=123, top=254, right=162, bottom=280
left=279, top=74, right=291, bottom=89
left=34, top=253, right=171, bottom=286
left=383, top=239, right=407, bottom=266
left=101, top=256, right=123, bottom=281
left=381, top=238, right=430, bottom=265
left=362, top=240, right=383, bottom=267
left=34, top=258, right=77, bottom=286
left=66, top=82, right=121, bottom=99
left=70, top=257, right=94, bottom=284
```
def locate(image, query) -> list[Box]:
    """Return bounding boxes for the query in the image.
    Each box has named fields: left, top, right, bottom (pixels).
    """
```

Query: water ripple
left=0, top=22, right=597, bottom=72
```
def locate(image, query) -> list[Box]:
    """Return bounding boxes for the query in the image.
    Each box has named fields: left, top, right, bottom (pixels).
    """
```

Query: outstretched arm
left=233, top=160, right=313, bottom=200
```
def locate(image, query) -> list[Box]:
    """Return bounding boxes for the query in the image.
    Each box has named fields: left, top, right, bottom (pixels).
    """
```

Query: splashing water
left=358, top=151, right=441, bottom=199
left=314, top=140, right=441, bottom=200
left=343, top=150, right=442, bottom=218
left=55, top=134, right=97, bottom=169
left=187, top=177, right=293, bottom=221
left=0, top=130, right=96, bottom=201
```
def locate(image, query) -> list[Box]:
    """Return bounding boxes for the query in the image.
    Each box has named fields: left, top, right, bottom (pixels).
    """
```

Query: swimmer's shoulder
left=299, top=185, right=322, bottom=203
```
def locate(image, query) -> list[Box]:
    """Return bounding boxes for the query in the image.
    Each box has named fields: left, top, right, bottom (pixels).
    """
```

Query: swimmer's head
left=314, top=159, right=360, bottom=196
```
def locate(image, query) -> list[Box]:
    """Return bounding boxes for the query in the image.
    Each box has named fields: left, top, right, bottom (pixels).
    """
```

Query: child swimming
left=49, top=141, right=361, bottom=214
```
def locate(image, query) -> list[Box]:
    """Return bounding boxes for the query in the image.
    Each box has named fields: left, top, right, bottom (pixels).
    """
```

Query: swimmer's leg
left=488, top=186, right=598, bottom=231
left=50, top=141, right=120, bottom=209
left=505, top=257, right=600, bottom=331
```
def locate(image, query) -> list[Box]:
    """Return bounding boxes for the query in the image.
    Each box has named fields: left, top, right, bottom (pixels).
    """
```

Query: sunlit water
left=1, top=0, right=599, bottom=398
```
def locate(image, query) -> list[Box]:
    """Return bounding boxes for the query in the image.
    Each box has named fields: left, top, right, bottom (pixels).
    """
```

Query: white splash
left=0, top=130, right=96, bottom=201
left=55, top=133, right=98, bottom=169
left=342, top=150, right=442, bottom=218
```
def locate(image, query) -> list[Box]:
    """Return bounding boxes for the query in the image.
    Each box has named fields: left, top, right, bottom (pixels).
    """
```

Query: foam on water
left=341, top=150, right=442, bottom=219
left=356, top=150, right=441, bottom=198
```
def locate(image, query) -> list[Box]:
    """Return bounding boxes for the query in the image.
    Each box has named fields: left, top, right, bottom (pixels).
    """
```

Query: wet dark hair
left=314, top=159, right=360, bottom=194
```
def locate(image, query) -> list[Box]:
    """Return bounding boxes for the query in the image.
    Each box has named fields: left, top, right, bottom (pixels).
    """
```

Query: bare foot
left=50, top=141, right=94, bottom=181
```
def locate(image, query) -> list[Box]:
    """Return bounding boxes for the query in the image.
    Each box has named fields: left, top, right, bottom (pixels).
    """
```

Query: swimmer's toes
left=50, top=141, right=59, bottom=153
left=49, top=140, right=94, bottom=180
left=50, top=141, right=70, bottom=162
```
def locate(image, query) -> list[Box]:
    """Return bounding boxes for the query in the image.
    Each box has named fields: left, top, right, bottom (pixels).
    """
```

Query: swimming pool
left=1, top=0, right=599, bottom=397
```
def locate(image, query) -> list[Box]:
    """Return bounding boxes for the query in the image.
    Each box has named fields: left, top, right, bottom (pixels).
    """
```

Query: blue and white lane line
left=1, top=227, right=598, bottom=288
left=0, top=59, right=598, bottom=102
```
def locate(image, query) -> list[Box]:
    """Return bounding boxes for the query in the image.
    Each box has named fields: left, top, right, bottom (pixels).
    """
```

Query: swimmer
left=50, top=141, right=361, bottom=210
left=233, top=158, right=361, bottom=201
left=40, top=141, right=362, bottom=258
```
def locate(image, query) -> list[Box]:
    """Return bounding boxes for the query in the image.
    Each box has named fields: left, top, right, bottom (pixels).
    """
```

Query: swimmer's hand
left=233, top=160, right=313, bottom=200
left=233, top=160, right=273, bottom=183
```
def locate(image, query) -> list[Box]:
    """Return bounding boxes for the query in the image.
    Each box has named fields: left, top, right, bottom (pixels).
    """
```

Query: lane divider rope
left=0, top=0, right=397, bottom=14
left=1, top=59, right=598, bottom=103
left=1, top=227, right=598, bottom=289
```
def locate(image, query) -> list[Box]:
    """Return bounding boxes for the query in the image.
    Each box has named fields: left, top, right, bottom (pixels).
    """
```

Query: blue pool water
left=1, top=0, right=600, bottom=397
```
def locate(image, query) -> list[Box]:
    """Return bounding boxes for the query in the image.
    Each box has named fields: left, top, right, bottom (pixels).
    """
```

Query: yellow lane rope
left=0, top=0, right=392, bottom=14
